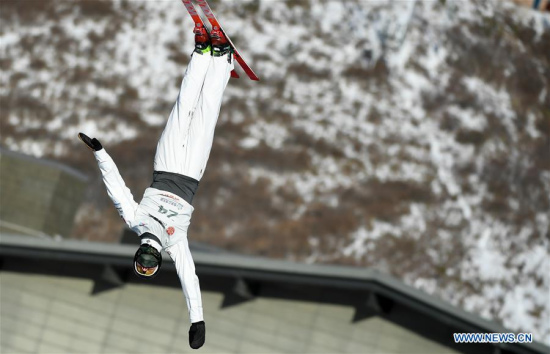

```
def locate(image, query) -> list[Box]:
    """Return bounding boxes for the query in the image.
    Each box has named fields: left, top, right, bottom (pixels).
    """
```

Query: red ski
left=194, top=0, right=260, bottom=81
left=181, top=0, right=240, bottom=79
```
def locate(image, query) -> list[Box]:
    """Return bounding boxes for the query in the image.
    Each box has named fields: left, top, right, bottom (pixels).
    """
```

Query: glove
left=78, top=132, right=103, bottom=151
left=189, top=321, right=205, bottom=349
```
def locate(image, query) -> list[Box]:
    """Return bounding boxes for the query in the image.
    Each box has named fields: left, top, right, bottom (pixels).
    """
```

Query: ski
left=195, top=0, right=260, bottom=81
left=180, top=0, right=240, bottom=79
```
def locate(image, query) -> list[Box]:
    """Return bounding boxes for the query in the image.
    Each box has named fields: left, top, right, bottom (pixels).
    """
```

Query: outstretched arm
left=166, top=240, right=204, bottom=324
left=78, top=133, right=138, bottom=227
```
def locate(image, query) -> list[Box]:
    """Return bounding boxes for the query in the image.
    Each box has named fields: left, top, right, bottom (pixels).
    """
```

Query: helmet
left=133, top=244, right=162, bottom=279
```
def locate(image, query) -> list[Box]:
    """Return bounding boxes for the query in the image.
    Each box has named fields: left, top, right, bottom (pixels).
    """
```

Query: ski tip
left=230, top=70, right=240, bottom=79
left=243, top=70, right=260, bottom=81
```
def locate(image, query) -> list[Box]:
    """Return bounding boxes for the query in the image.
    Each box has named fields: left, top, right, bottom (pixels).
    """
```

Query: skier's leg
left=153, top=53, right=212, bottom=174
left=181, top=53, right=233, bottom=181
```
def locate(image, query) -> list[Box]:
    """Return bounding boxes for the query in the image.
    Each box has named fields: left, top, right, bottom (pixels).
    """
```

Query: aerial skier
left=78, top=23, right=232, bottom=350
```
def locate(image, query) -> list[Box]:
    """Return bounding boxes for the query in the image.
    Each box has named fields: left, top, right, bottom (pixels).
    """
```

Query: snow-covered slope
left=1, top=0, right=549, bottom=344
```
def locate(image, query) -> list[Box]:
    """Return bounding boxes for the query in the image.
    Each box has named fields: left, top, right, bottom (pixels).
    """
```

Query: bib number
left=158, top=205, right=179, bottom=218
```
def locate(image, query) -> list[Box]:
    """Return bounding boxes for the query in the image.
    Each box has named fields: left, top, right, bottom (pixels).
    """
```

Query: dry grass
left=481, top=136, right=550, bottom=223
left=343, top=179, right=434, bottom=222
left=287, top=63, right=331, bottom=81
left=2, top=94, right=53, bottom=122
left=286, top=129, right=345, bottom=159
left=166, top=41, right=191, bottom=66
left=75, top=1, right=116, bottom=18
left=455, top=129, right=488, bottom=146
left=0, top=0, right=57, bottom=24
left=343, top=59, right=390, bottom=88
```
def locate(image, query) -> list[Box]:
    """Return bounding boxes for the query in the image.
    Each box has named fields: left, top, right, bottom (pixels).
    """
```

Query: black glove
left=78, top=133, right=103, bottom=151
left=189, top=321, right=205, bottom=349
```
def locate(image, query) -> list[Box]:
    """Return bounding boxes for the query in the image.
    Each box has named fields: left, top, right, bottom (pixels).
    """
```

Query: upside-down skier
left=78, top=23, right=233, bottom=350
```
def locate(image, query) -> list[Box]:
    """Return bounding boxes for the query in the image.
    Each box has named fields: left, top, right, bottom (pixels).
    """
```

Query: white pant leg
left=154, top=53, right=212, bottom=174
left=182, top=54, right=234, bottom=181
left=167, top=240, right=203, bottom=323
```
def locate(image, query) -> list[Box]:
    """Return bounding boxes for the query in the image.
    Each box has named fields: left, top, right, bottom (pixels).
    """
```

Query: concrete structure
left=1, top=234, right=548, bottom=354
left=0, top=148, right=87, bottom=238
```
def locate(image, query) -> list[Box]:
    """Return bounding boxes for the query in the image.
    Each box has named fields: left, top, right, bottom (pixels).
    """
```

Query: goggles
left=134, top=262, right=159, bottom=277
left=133, top=244, right=162, bottom=279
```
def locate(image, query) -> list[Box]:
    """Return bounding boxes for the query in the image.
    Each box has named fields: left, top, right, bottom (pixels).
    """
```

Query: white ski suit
left=93, top=52, right=233, bottom=323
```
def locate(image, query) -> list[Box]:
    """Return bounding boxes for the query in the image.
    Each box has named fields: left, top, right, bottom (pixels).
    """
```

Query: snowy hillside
left=1, top=0, right=549, bottom=344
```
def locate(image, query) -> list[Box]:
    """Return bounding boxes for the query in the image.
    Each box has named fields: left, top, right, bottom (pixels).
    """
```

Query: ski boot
left=211, top=26, right=232, bottom=59
left=194, top=23, right=211, bottom=55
